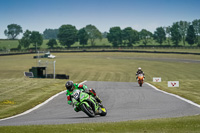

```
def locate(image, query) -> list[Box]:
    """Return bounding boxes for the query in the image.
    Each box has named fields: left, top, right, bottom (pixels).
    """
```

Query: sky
left=0, top=0, right=200, bottom=39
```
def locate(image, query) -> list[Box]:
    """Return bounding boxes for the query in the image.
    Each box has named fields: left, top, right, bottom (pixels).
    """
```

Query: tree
left=122, top=27, right=139, bottom=46
left=170, top=23, right=181, bottom=46
left=107, top=27, right=122, bottom=47
left=165, top=26, right=171, bottom=45
left=177, top=21, right=190, bottom=46
left=30, top=31, right=43, bottom=51
left=4, top=24, right=23, bottom=39
left=139, top=29, right=152, bottom=46
left=43, top=29, right=58, bottom=39
left=186, top=25, right=196, bottom=46
left=57, top=24, right=77, bottom=48
left=77, top=28, right=88, bottom=47
left=192, top=19, right=200, bottom=45
left=85, top=24, right=102, bottom=46
left=47, top=39, right=58, bottom=49
left=153, top=27, right=166, bottom=45
left=19, top=30, right=32, bottom=49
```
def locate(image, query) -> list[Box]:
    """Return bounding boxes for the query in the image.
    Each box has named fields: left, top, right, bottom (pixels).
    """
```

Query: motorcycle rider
left=65, top=81, right=103, bottom=112
left=136, top=67, right=145, bottom=80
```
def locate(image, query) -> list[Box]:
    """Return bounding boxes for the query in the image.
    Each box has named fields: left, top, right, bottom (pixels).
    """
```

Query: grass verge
left=0, top=78, right=66, bottom=118
left=0, top=115, right=200, bottom=133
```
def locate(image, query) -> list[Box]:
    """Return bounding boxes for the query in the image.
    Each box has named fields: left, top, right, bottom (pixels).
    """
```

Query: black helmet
left=65, top=81, right=74, bottom=91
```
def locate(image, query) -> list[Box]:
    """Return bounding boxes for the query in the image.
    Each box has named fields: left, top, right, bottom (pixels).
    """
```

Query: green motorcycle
left=72, top=89, right=107, bottom=117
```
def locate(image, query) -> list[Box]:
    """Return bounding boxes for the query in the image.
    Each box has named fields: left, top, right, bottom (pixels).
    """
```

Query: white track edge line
left=145, top=82, right=200, bottom=108
left=0, top=80, right=87, bottom=121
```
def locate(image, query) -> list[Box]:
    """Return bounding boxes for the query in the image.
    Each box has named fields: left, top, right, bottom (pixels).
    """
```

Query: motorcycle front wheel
left=99, top=107, right=107, bottom=116
left=140, top=83, right=142, bottom=87
left=81, top=103, right=95, bottom=117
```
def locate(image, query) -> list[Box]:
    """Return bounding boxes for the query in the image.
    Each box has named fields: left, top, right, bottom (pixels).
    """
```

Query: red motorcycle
left=137, top=74, right=144, bottom=87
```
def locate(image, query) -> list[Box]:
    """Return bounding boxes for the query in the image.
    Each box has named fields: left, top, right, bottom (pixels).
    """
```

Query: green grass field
left=1, top=115, right=200, bottom=133
left=0, top=52, right=200, bottom=132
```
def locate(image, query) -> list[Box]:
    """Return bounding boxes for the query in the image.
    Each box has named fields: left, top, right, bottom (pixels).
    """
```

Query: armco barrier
left=51, top=49, right=200, bottom=55
left=1, top=49, right=200, bottom=56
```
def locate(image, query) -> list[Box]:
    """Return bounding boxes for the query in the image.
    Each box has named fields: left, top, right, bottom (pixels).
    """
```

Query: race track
left=0, top=81, right=200, bottom=126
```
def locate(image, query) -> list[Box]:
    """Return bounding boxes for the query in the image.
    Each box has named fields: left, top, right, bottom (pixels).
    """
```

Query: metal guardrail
left=0, top=48, right=200, bottom=56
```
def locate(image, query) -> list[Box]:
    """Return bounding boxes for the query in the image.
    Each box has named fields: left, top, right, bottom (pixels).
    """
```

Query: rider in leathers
left=136, top=67, right=145, bottom=80
left=65, top=81, right=103, bottom=112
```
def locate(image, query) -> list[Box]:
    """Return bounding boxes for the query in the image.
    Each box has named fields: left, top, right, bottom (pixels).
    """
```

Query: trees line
left=3, top=19, right=200, bottom=50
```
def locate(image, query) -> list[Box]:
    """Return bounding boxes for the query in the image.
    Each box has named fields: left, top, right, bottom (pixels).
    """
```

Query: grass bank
left=0, top=115, right=200, bottom=133
left=0, top=78, right=66, bottom=118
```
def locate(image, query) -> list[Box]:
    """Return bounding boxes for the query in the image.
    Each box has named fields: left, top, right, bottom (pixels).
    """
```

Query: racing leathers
left=136, top=70, right=145, bottom=80
left=66, top=83, right=102, bottom=112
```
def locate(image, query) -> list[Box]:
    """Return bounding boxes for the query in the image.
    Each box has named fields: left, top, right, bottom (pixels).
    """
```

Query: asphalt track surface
left=0, top=81, right=200, bottom=126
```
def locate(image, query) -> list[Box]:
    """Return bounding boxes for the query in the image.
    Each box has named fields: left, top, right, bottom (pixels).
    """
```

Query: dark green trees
left=178, top=21, right=190, bottom=46
left=47, top=39, right=58, bottom=49
left=12, top=19, right=200, bottom=50
left=19, top=30, right=43, bottom=50
left=107, top=27, right=122, bottom=47
left=107, top=27, right=140, bottom=47
left=77, top=28, right=89, bottom=47
left=18, top=30, right=32, bottom=49
left=57, top=24, right=77, bottom=48
left=139, top=29, right=152, bottom=46
left=30, top=31, right=43, bottom=50
left=4, top=24, right=23, bottom=39
left=122, top=27, right=139, bottom=46
left=165, top=26, right=171, bottom=45
left=170, top=23, right=182, bottom=46
left=186, top=25, right=196, bottom=45
left=153, top=27, right=166, bottom=45
left=192, top=19, right=200, bottom=45
left=85, top=24, right=102, bottom=46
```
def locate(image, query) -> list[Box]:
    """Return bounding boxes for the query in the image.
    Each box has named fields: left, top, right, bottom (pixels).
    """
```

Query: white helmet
left=138, top=67, right=141, bottom=70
